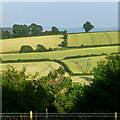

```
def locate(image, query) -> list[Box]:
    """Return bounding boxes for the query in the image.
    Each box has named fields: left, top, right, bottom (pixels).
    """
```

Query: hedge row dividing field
left=68, top=31, right=119, bottom=47
left=2, top=46, right=119, bottom=61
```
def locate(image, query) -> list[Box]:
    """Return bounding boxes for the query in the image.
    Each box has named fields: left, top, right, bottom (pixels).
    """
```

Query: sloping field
left=2, top=46, right=118, bottom=61
left=68, top=31, right=119, bottom=46
left=1, top=61, right=61, bottom=76
left=71, top=75, right=93, bottom=85
left=62, top=56, right=105, bottom=74
left=1, top=35, right=63, bottom=52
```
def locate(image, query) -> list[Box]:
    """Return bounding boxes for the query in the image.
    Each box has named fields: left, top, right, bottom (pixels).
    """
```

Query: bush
left=36, top=44, right=47, bottom=52
left=19, top=45, right=33, bottom=53
left=61, top=39, right=67, bottom=47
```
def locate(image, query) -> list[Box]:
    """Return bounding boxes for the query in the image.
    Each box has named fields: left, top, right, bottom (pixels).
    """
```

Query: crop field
left=2, top=46, right=118, bottom=61
left=1, top=35, right=63, bottom=53
left=71, top=75, right=93, bottom=85
left=1, top=61, right=61, bottom=77
left=62, top=56, right=105, bottom=74
left=68, top=31, right=119, bottom=46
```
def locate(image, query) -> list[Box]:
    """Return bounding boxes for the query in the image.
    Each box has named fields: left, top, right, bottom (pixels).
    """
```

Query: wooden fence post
left=46, top=108, right=48, bottom=120
left=30, top=111, right=33, bottom=120
left=115, top=112, right=117, bottom=120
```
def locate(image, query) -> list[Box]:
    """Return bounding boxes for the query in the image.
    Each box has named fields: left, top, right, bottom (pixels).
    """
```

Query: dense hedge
left=66, top=43, right=120, bottom=49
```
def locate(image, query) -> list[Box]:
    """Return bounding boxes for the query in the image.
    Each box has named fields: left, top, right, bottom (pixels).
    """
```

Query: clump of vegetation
left=19, top=45, right=33, bottom=53
left=61, top=30, right=68, bottom=47
left=36, top=44, right=48, bottom=52
left=83, top=21, right=94, bottom=33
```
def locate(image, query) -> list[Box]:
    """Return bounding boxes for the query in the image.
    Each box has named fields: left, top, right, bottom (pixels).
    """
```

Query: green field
left=62, top=56, right=105, bottom=74
left=2, top=46, right=118, bottom=61
left=68, top=31, right=119, bottom=46
left=1, top=61, right=61, bottom=77
left=1, top=35, right=63, bottom=53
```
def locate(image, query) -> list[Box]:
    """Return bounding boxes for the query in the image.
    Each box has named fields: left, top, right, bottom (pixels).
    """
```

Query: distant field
left=1, top=61, right=61, bottom=77
left=1, top=35, right=63, bottom=52
left=2, top=46, right=118, bottom=61
left=68, top=31, right=119, bottom=46
left=71, top=75, right=93, bottom=85
left=62, top=56, right=105, bottom=74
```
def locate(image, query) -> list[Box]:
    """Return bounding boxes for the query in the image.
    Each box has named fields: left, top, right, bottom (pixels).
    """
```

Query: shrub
left=36, top=44, right=47, bottom=52
left=19, top=45, right=33, bottom=53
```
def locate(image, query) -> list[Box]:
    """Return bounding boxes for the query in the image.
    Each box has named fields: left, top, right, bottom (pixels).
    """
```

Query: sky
left=2, top=2, right=118, bottom=29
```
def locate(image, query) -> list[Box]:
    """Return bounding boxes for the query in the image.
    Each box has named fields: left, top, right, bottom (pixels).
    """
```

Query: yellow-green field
left=2, top=46, right=118, bottom=61
left=71, top=75, right=93, bottom=85
left=2, top=35, right=63, bottom=52
left=68, top=31, right=119, bottom=46
left=1, top=61, right=61, bottom=77
left=62, top=56, right=105, bottom=74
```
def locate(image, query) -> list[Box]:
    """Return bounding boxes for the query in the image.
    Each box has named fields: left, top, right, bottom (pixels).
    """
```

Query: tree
left=2, top=30, right=11, bottom=39
left=63, top=30, right=68, bottom=39
left=36, top=44, right=47, bottom=52
left=13, top=24, right=30, bottom=38
left=19, top=45, right=33, bottom=53
left=51, top=26, right=59, bottom=35
left=29, top=23, right=43, bottom=36
left=71, top=54, right=120, bottom=112
left=83, top=21, right=94, bottom=33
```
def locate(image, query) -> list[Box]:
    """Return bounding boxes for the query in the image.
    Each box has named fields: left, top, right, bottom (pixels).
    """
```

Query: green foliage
left=29, top=23, right=43, bottom=36
left=36, top=44, right=47, bottom=52
left=51, top=26, right=59, bottom=35
left=2, top=30, right=12, bottom=39
left=63, top=30, right=68, bottom=39
left=83, top=21, right=94, bottom=33
left=61, top=39, right=67, bottom=47
left=13, top=24, right=30, bottom=38
left=19, top=45, right=33, bottom=53
left=2, top=66, right=55, bottom=113
left=71, top=54, right=120, bottom=112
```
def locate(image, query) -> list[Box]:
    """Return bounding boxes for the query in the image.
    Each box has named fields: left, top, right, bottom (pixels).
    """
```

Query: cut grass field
left=71, top=75, right=93, bottom=85
left=2, top=31, right=119, bottom=53
left=1, top=61, right=61, bottom=77
left=2, top=46, right=118, bottom=61
left=1, top=35, right=63, bottom=52
left=68, top=31, right=119, bottom=46
left=62, top=56, right=105, bottom=74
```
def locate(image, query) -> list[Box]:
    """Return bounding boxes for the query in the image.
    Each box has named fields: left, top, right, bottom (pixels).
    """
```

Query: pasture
left=68, top=31, right=119, bottom=46
left=1, top=35, right=63, bottom=53
left=62, top=56, right=105, bottom=74
left=2, top=46, right=118, bottom=61
left=1, top=61, right=61, bottom=77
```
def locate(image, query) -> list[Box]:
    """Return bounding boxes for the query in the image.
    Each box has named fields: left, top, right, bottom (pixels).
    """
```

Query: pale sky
left=2, top=2, right=118, bottom=28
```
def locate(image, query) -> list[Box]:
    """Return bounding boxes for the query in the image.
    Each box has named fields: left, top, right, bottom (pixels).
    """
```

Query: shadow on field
left=80, top=77, right=92, bottom=81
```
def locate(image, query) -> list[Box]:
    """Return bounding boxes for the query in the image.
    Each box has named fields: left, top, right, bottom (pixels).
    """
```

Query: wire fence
left=0, top=112, right=120, bottom=120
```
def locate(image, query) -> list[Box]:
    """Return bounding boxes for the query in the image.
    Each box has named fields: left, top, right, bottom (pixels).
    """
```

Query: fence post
left=115, top=112, right=117, bottom=120
left=30, top=111, right=33, bottom=120
left=46, top=108, right=48, bottom=120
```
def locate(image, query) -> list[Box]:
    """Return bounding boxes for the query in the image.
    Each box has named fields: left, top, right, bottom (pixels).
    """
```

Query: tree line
left=2, top=23, right=64, bottom=39
left=2, top=54, right=120, bottom=113
left=2, top=21, right=94, bottom=39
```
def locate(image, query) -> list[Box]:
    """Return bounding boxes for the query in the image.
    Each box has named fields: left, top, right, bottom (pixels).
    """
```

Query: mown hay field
left=1, top=61, right=61, bottom=77
left=2, top=46, right=118, bottom=61
left=62, top=56, right=105, bottom=74
left=68, top=31, right=119, bottom=46
left=71, top=75, right=93, bottom=85
left=1, top=35, right=63, bottom=52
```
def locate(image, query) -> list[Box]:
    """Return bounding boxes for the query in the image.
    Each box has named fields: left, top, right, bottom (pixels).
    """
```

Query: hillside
left=68, top=31, right=119, bottom=46
left=1, top=31, right=119, bottom=53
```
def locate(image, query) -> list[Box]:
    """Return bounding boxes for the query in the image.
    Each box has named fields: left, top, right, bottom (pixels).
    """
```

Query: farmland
left=1, top=35, right=63, bottom=53
left=68, top=31, right=119, bottom=46
left=62, top=55, right=105, bottom=74
left=2, top=46, right=118, bottom=61
left=1, top=61, right=61, bottom=77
